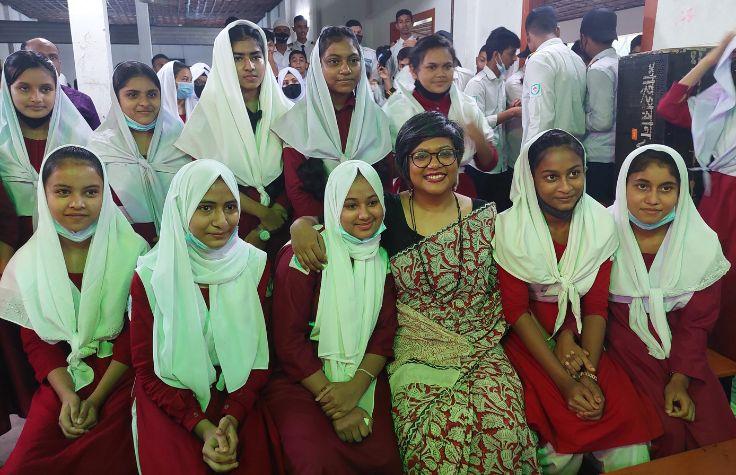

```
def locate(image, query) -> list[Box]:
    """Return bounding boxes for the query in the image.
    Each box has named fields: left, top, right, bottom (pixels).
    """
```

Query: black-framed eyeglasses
left=409, top=148, right=458, bottom=168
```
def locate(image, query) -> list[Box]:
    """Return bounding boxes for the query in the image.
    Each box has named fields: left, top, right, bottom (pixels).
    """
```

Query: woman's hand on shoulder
left=290, top=217, right=326, bottom=272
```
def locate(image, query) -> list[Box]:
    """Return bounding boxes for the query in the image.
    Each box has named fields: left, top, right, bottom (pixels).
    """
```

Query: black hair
left=396, top=9, right=413, bottom=21
left=228, top=23, right=266, bottom=55
left=171, top=61, right=190, bottom=79
left=345, top=19, right=362, bottom=29
left=3, top=50, right=57, bottom=86
left=151, top=53, right=169, bottom=66
left=113, top=61, right=161, bottom=98
left=42, top=146, right=104, bottom=185
left=396, top=46, right=413, bottom=63
left=627, top=150, right=681, bottom=185
left=630, top=34, right=643, bottom=53
left=293, top=15, right=307, bottom=25
left=264, top=28, right=274, bottom=43
left=289, top=49, right=308, bottom=63
left=318, top=26, right=361, bottom=58
left=571, top=40, right=590, bottom=64
left=485, top=27, right=521, bottom=56
left=528, top=129, right=585, bottom=173
left=409, top=34, right=456, bottom=70
left=525, top=5, right=558, bottom=35
left=225, top=16, right=239, bottom=27
left=478, top=45, right=487, bottom=56
left=394, top=112, right=464, bottom=182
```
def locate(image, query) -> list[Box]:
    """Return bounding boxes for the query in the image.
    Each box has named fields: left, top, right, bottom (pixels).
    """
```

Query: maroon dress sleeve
left=497, top=265, right=531, bottom=326
left=221, top=263, right=272, bottom=424
left=0, top=181, right=18, bottom=249
left=282, top=147, right=324, bottom=219
left=272, top=246, right=324, bottom=382
left=581, top=259, right=612, bottom=320
left=656, top=82, right=693, bottom=129
left=129, top=272, right=207, bottom=432
left=111, top=319, right=132, bottom=367
left=668, top=280, right=722, bottom=382
left=364, top=274, right=398, bottom=358
left=20, top=328, right=69, bottom=384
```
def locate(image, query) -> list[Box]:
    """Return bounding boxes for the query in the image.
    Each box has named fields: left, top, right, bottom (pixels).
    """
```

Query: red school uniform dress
left=2, top=273, right=138, bottom=475
left=282, top=94, right=394, bottom=220
left=607, top=253, right=736, bottom=458
left=262, top=245, right=403, bottom=474
left=129, top=266, right=283, bottom=475
left=499, top=242, right=663, bottom=454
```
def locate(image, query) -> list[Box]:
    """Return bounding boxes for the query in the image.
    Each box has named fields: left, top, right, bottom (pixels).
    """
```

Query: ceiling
left=2, top=0, right=281, bottom=27
left=543, top=0, right=645, bottom=21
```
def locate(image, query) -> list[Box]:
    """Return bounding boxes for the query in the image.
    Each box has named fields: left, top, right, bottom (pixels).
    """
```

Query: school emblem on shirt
left=530, top=83, right=542, bottom=96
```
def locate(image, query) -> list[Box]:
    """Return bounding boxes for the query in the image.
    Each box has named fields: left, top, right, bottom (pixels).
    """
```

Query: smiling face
left=407, top=137, right=459, bottom=196
left=44, top=159, right=104, bottom=233
left=531, top=146, right=585, bottom=213
left=117, top=75, right=160, bottom=126
left=321, top=38, right=362, bottom=96
left=411, top=47, right=454, bottom=94
left=10, top=67, right=56, bottom=120
left=340, top=174, right=384, bottom=240
left=232, top=38, right=266, bottom=93
left=188, top=178, right=240, bottom=249
left=626, top=160, right=680, bottom=227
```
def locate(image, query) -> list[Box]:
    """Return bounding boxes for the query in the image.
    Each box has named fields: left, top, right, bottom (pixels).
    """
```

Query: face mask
left=282, top=83, right=302, bottom=100
left=496, top=60, right=507, bottom=76
left=194, top=83, right=205, bottom=98
left=176, top=82, right=194, bottom=99
left=275, top=32, right=290, bottom=44
left=185, top=227, right=239, bottom=258
left=54, top=220, right=97, bottom=243
left=124, top=113, right=157, bottom=132
left=628, top=209, right=676, bottom=231
left=340, top=223, right=386, bottom=245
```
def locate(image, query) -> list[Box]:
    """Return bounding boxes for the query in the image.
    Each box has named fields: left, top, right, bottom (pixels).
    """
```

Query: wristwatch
left=258, top=227, right=271, bottom=242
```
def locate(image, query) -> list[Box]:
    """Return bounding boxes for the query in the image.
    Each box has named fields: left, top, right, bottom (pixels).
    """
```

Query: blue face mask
left=629, top=209, right=676, bottom=231
left=176, top=82, right=194, bottom=100
left=124, top=114, right=157, bottom=132
left=496, top=60, right=507, bottom=76
left=339, top=223, right=386, bottom=245
left=54, top=220, right=97, bottom=243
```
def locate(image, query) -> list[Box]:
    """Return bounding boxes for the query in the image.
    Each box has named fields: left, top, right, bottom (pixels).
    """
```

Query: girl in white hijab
left=156, top=60, right=194, bottom=123
left=0, top=50, right=92, bottom=248
left=190, top=62, right=210, bottom=102
left=129, top=159, right=276, bottom=474
left=494, top=129, right=660, bottom=473
left=271, top=25, right=393, bottom=221
left=0, top=145, right=148, bottom=474
left=88, top=61, right=191, bottom=245
left=176, top=20, right=292, bottom=255
left=277, top=66, right=306, bottom=103
left=602, top=144, right=736, bottom=457
left=263, top=160, right=401, bottom=473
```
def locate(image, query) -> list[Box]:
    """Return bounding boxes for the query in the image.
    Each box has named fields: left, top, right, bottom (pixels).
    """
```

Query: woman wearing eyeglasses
left=289, top=111, right=539, bottom=474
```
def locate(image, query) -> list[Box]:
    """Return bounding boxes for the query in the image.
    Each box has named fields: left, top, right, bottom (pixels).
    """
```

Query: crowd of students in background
left=0, top=4, right=735, bottom=475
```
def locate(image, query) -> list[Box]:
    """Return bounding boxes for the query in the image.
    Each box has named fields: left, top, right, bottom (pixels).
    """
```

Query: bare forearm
left=239, top=192, right=268, bottom=220
left=48, top=367, right=77, bottom=400
left=513, top=313, right=575, bottom=390
left=581, top=314, right=606, bottom=368
left=88, top=360, right=129, bottom=407
left=0, top=242, right=14, bottom=273
left=352, top=353, right=386, bottom=394
left=301, top=369, right=331, bottom=398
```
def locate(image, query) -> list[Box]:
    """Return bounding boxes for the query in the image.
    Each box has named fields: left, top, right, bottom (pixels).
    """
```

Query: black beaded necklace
left=408, top=190, right=465, bottom=302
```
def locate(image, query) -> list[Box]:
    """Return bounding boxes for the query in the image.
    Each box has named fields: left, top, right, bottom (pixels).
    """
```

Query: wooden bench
left=707, top=348, right=736, bottom=396
left=609, top=438, right=736, bottom=474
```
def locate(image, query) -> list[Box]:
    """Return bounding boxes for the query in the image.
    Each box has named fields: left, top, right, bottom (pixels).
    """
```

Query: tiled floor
left=0, top=415, right=24, bottom=465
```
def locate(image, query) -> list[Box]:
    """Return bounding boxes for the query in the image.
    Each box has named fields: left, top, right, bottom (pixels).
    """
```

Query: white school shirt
left=273, top=48, right=291, bottom=72
left=522, top=37, right=587, bottom=145
left=464, top=66, right=508, bottom=173
left=390, top=36, right=416, bottom=74
left=453, top=66, right=475, bottom=92
left=583, top=48, right=619, bottom=164
left=288, top=39, right=315, bottom=59
left=505, top=68, right=524, bottom=167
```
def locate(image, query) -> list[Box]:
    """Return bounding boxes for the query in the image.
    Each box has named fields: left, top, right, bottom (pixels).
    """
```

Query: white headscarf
left=0, top=145, right=148, bottom=391
left=0, top=55, right=92, bottom=216
left=88, top=65, right=191, bottom=229
left=689, top=36, right=736, bottom=188
left=136, top=159, right=269, bottom=411
left=176, top=20, right=293, bottom=206
left=494, top=129, right=618, bottom=335
left=310, top=160, right=388, bottom=416
left=609, top=144, right=730, bottom=359
left=271, top=27, right=392, bottom=166
left=157, top=61, right=195, bottom=123
left=277, top=66, right=306, bottom=103
left=190, top=62, right=210, bottom=82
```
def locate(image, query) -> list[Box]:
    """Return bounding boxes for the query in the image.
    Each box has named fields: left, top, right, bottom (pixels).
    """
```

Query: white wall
left=558, top=6, right=644, bottom=43
left=653, top=0, right=732, bottom=49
